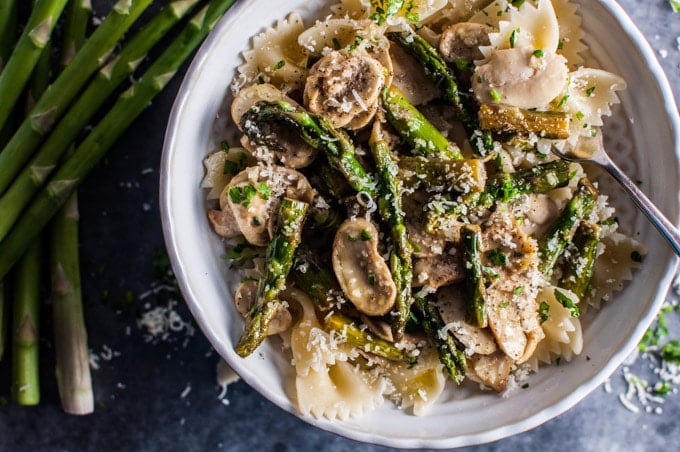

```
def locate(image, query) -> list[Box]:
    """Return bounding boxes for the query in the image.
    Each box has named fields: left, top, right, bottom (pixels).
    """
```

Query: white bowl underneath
left=160, top=0, right=680, bottom=448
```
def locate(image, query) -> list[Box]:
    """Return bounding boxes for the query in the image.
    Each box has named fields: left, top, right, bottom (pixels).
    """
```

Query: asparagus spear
left=235, top=198, right=309, bottom=357
left=0, top=0, right=18, bottom=70
left=324, top=311, right=415, bottom=364
left=425, top=160, right=572, bottom=234
left=559, top=221, right=601, bottom=298
left=12, top=240, right=42, bottom=405
left=381, top=85, right=463, bottom=160
left=478, top=103, right=570, bottom=140
left=0, top=0, right=238, bottom=280
left=51, top=0, right=93, bottom=416
left=398, top=156, right=486, bottom=192
left=461, top=225, right=486, bottom=327
left=291, top=245, right=342, bottom=312
left=59, top=0, right=93, bottom=68
left=0, top=0, right=204, bottom=242
left=0, top=0, right=154, bottom=195
left=240, top=100, right=378, bottom=197
left=538, top=178, right=598, bottom=278
left=387, top=31, right=494, bottom=155
left=413, top=295, right=466, bottom=384
left=369, top=131, right=413, bottom=341
left=0, top=0, right=69, bottom=132
left=50, top=194, right=93, bottom=414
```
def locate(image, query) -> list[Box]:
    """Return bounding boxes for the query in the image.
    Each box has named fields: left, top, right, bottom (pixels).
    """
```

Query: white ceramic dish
left=161, top=0, right=680, bottom=448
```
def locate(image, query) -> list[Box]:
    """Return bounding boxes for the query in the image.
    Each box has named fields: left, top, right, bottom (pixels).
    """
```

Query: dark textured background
left=0, top=1, right=679, bottom=450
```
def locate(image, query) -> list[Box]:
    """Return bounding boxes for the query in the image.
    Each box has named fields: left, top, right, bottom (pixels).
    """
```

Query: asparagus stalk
left=59, top=0, right=93, bottom=68
left=369, top=130, right=413, bottom=341
left=461, top=225, right=486, bottom=327
left=0, top=0, right=204, bottom=242
left=559, top=221, right=601, bottom=298
left=398, top=156, right=486, bottom=192
left=381, top=85, right=463, bottom=160
left=413, top=295, right=466, bottom=384
left=0, top=0, right=154, bottom=195
left=324, top=311, right=415, bottom=364
left=0, top=0, right=19, bottom=70
left=240, top=100, right=378, bottom=197
left=291, top=245, right=342, bottom=312
left=538, top=178, right=598, bottom=278
left=235, top=198, right=309, bottom=357
left=50, top=194, right=93, bottom=414
left=478, top=103, right=570, bottom=140
left=12, top=240, right=42, bottom=405
left=0, top=0, right=68, bottom=132
left=425, top=159, right=572, bottom=234
left=387, top=31, right=494, bottom=155
left=0, top=0, right=238, bottom=280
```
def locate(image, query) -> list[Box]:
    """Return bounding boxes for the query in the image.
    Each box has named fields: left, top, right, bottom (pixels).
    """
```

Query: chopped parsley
left=670, top=0, right=680, bottom=13
left=368, top=274, right=377, bottom=286
left=272, top=60, right=285, bottom=71
left=513, top=286, right=525, bottom=296
left=532, top=48, right=544, bottom=58
left=575, top=111, right=584, bottom=121
left=557, top=39, right=564, bottom=50
left=489, top=88, right=502, bottom=103
left=488, top=248, right=508, bottom=267
left=332, top=38, right=341, bottom=50
left=556, top=94, right=570, bottom=108
left=511, top=0, right=526, bottom=7
left=257, top=182, right=271, bottom=200
left=586, top=86, right=596, bottom=96
left=499, top=301, right=511, bottom=308
left=453, top=58, right=471, bottom=71
left=538, top=301, right=550, bottom=324
left=661, top=340, right=680, bottom=364
left=348, top=36, right=363, bottom=52
left=554, top=288, right=580, bottom=317
left=509, top=28, right=520, bottom=48
left=521, top=383, right=530, bottom=389
left=229, top=184, right=257, bottom=207
left=360, top=229, right=372, bottom=241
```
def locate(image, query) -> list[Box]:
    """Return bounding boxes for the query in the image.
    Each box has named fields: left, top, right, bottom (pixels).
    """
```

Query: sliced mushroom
left=472, top=47, right=568, bottom=109
left=435, top=285, right=497, bottom=355
left=405, top=218, right=446, bottom=258
left=304, top=51, right=385, bottom=130
left=359, top=315, right=394, bottom=343
left=207, top=208, right=240, bottom=238
left=412, top=251, right=465, bottom=288
left=439, top=22, right=491, bottom=62
left=515, top=193, right=558, bottom=238
left=388, top=43, right=439, bottom=106
left=485, top=290, right=527, bottom=361
left=222, top=166, right=314, bottom=246
left=232, top=84, right=317, bottom=168
left=234, top=280, right=294, bottom=335
left=467, top=351, right=514, bottom=392
left=332, top=218, right=396, bottom=316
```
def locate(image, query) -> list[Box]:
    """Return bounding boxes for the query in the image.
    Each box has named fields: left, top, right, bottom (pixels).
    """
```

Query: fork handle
left=601, top=161, right=680, bottom=257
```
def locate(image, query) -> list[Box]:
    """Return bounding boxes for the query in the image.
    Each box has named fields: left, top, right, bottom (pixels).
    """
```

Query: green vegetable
left=478, top=103, right=570, bottom=139
left=462, top=225, right=486, bottom=327
left=559, top=222, right=601, bottom=298
left=554, top=288, right=580, bottom=318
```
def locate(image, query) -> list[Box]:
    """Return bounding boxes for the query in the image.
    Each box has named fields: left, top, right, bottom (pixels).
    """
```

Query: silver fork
left=551, top=135, right=680, bottom=256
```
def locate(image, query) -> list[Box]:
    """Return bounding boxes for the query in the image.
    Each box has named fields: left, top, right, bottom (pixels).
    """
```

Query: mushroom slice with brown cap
left=332, top=218, right=396, bottom=316
left=222, top=166, right=314, bottom=247
left=467, top=351, right=513, bottom=392
left=232, top=84, right=317, bottom=168
left=412, top=251, right=465, bottom=288
left=439, top=22, right=492, bottom=62
left=234, top=280, right=295, bottom=336
left=304, top=51, right=385, bottom=130
left=207, top=208, right=240, bottom=238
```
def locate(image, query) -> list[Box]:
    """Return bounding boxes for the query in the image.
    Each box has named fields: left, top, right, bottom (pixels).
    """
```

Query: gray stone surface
left=0, top=1, right=678, bottom=450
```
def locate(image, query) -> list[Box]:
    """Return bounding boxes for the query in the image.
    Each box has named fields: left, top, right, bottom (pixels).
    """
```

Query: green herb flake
left=586, top=86, right=596, bottom=96
left=554, top=288, right=580, bottom=317
left=556, top=94, right=570, bottom=108
left=229, top=186, right=246, bottom=204
left=368, top=274, right=377, bottom=286
left=360, top=229, right=372, bottom=241
left=513, top=286, right=525, bottom=296
left=653, top=381, right=673, bottom=396
left=557, top=39, right=564, bottom=50
left=671, top=0, right=680, bottom=13
left=521, top=383, right=530, bottom=389
left=252, top=217, right=261, bottom=226
left=454, top=58, right=471, bottom=71
left=538, top=301, right=550, bottom=324
left=499, top=301, right=511, bottom=308
left=509, top=28, right=520, bottom=48
left=511, top=0, right=526, bottom=7
left=223, top=160, right=240, bottom=176
left=348, top=36, right=364, bottom=51
left=332, top=38, right=341, bottom=50
left=489, top=88, right=502, bottom=103
left=661, top=340, right=680, bottom=364
left=273, top=60, right=285, bottom=71
left=575, top=111, right=584, bottom=121
left=220, top=140, right=229, bottom=151
left=532, top=48, right=544, bottom=58
left=242, top=184, right=257, bottom=207
left=257, top=182, right=271, bottom=200
left=488, top=248, right=508, bottom=267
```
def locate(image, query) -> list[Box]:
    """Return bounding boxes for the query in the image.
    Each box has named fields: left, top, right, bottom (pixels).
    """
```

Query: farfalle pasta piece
left=330, top=0, right=371, bottom=19
left=235, top=12, right=308, bottom=93
left=552, top=0, right=587, bottom=68
left=469, top=0, right=513, bottom=29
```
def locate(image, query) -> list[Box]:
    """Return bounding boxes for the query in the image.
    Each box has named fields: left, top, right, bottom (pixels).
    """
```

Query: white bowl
left=161, top=0, right=680, bottom=448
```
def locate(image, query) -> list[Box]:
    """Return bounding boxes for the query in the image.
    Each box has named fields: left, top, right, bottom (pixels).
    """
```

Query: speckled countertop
left=0, top=1, right=678, bottom=451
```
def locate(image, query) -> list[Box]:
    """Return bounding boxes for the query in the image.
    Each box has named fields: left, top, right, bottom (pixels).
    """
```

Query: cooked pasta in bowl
left=161, top=0, right=680, bottom=447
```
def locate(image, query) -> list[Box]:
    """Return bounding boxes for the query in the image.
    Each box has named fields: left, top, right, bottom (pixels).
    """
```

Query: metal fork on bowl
left=551, top=135, right=680, bottom=256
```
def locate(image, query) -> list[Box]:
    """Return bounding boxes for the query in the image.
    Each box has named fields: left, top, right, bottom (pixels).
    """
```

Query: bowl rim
left=160, top=0, right=680, bottom=448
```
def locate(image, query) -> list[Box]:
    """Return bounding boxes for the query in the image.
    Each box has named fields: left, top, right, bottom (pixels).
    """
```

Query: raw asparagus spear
left=0, top=0, right=238, bottom=280
left=387, top=31, right=493, bottom=155
left=397, top=156, right=486, bottom=192
left=59, top=0, right=93, bottom=68
left=0, top=0, right=204, bottom=242
left=0, top=0, right=154, bottom=195
left=240, top=100, right=378, bottom=197
left=381, top=85, right=463, bottom=160
left=559, top=221, right=601, bottom=298
left=235, top=198, right=309, bottom=357
left=478, top=103, right=570, bottom=140
left=12, top=240, right=42, bottom=405
left=413, top=295, right=466, bottom=384
left=0, top=0, right=18, bottom=70
left=461, top=225, right=486, bottom=327
left=0, top=0, right=69, bottom=131
left=324, top=311, right=415, bottom=364
left=50, top=194, right=93, bottom=414
left=369, top=130, right=413, bottom=341
left=538, top=178, right=598, bottom=278
left=425, top=159, right=572, bottom=234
